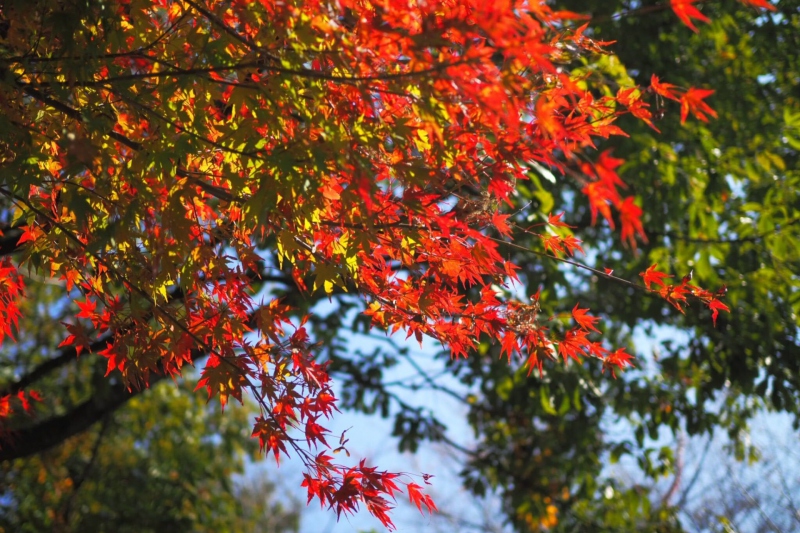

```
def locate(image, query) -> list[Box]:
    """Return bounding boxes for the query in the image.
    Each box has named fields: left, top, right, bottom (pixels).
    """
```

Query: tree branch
left=0, top=337, right=105, bottom=398
left=0, top=226, right=23, bottom=257
left=184, top=0, right=262, bottom=53
left=19, top=84, right=143, bottom=151
left=0, top=373, right=148, bottom=462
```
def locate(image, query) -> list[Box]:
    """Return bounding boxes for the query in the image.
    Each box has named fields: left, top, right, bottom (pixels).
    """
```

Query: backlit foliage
left=0, top=0, right=763, bottom=528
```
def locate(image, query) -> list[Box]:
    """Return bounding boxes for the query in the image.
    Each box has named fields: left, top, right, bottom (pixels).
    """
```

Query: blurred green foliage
left=452, top=1, right=800, bottom=529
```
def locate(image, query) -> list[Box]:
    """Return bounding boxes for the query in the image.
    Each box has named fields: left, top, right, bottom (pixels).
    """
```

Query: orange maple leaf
left=541, top=234, right=565, bottom=256
left=582, top=181, right=617, bottom=228
left=547, top=212, right=573, bottom=228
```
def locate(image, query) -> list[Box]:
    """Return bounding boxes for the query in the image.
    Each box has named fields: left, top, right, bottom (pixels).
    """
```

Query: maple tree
left=0, top=0, right=781, bottom=528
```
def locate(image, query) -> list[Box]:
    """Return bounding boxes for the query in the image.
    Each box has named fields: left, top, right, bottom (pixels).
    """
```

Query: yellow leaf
left=157, top=280, right=174, bottom=302
left=415, top=129, right=431, bottom=152
left=324, top=278, right=335, bottom=295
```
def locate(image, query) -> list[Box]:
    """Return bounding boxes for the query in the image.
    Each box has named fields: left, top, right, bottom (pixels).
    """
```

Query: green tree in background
left=438, top=1, right=800, bottom=529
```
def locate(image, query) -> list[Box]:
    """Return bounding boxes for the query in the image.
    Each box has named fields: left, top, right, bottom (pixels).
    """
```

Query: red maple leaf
left=650, top=75, right=681, bottom=102
left=491, top=211, right=512, bottom=236
left=603, top=348, right=635, bottom=378
left=525, top=336, right=554, bottom=378
left=680, top=88, right=717, bottom=124
left=558, top=328, right=589, bottom=363
left=640, top=264, right=672, bottom=289
left=707, top=298, right=730, bottom=326
left=660, top=282, right=691, bottom=311
left=572, top=303, right=600, bottom=333
left=98, top=343, right=127, bottom=378
left=75, top=298, right=97, bottom=319
left=739, top=0, right=777, bottom=10
left=618, top=196, right=647, bottom=248
left=617, top=86, right=657, bottom=130
left=561, top=235, right=584, bottom=256
left=670, top=0, right=711, bottom=32
left=594, top=150, right=626, bottom=190
left=16, top=225, right=44, bottom=246
left=407, top=482, right=437, bottom=514
left=582, top=181, right=617, bottom=228
left=500, top=331, right=519, bottom=362
left=57, top=322, right=93, bottom=356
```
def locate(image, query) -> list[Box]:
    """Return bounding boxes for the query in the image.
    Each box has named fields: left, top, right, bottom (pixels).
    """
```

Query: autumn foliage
left=0, top=0, right=769, bottom=528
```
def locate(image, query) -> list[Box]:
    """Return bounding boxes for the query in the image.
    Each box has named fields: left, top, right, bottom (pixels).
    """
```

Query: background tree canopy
left=1, top=0, right=797, bottom=531
left=443, top=1, right=800, bottom=529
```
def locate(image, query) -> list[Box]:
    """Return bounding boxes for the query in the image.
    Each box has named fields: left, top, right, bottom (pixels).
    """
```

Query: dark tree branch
left=0, top=336, right=107, bottom=398
left=19, top=57, right=471, bottom=87
left=0, top=365, right=171, bottom=462
left=0, top=226, right=22, bottom=257
left=184, top=0, right=262, bottom=53
left=19, top=85, right=143, bottom=151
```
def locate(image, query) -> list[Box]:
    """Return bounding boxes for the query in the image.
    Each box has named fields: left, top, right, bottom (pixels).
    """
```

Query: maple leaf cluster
left=650, top=75, right=718, bottom=124
left=0, top=390, right=41, bottom=430
left=578, top=150, right=647, bottom=248
left=0, top=257, right=23, bottom=345
left=640, top=264, right=730, bottom=326
left=0, top=0, right=769, bottom=527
